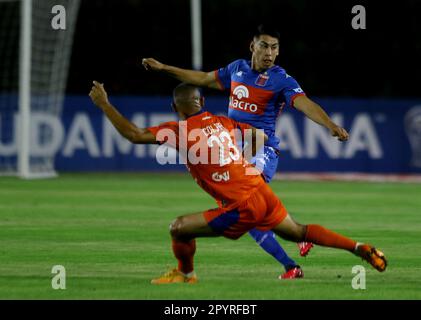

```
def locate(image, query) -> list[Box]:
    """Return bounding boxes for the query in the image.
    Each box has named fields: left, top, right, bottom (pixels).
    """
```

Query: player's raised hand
left=142, top=58, right=164, bottom=71
left=89, top=81, right=109, bottom=108
left=330, top=125, right=349, bottom=141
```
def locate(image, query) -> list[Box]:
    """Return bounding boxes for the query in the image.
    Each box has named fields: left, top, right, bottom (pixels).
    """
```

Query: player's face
left=250, top=35, right=279, bottom=71
left=172, top=89, right=204, bottom=119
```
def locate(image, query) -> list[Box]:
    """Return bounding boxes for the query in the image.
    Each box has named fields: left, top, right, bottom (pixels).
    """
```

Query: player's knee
left=169, top=218, right=181, bottom=238
left=249, top=228, right=273, bottom=243
left=169, top=216, right=187, bottom=239
left=294, top=223, right=307, bottom=241
left=287, top=221, right=306, bottom=241
left=248, top=228, right=263, bottom=242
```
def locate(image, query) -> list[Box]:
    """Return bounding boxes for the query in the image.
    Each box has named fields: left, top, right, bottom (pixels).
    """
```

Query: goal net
left=0, top=0, right=80, bottom=178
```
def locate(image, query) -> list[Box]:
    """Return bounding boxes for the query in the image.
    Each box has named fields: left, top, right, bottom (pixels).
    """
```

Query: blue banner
left=1, top=95, right=421, bottom=173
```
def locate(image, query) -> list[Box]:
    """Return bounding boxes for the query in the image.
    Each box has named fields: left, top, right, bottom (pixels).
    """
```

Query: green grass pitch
left=1, top=173, right=420, bottom=299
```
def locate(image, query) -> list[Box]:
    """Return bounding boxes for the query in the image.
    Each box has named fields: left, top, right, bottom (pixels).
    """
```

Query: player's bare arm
left=243, top=127, right=268, bottom=160
left=89, top=81, right=157, bottom=144
left=142, top=58, right=221, bottom=90
left=293, top=95, right=349, bottom=141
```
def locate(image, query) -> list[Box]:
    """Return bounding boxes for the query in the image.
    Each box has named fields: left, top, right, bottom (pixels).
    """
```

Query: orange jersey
left=147, top=111, right=265, bottom=208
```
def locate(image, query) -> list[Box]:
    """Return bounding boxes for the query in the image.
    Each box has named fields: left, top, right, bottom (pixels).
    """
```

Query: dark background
left=68, top=0, right=420, bottom=97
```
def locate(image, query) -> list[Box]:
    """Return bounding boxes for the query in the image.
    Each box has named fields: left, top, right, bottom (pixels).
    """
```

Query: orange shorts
left=203, top=183, right=288, bottom=239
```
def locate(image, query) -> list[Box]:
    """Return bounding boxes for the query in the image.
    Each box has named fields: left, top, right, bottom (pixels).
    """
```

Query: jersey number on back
left=207, top=131, right=240, bottom=166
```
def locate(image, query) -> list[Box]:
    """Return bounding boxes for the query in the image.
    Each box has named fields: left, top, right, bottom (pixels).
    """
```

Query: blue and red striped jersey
left=215, top=59, right=306, bottom=150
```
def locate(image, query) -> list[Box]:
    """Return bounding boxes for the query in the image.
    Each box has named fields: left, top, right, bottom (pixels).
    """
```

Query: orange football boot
left=151, top=268, right=198, bottom=284
left=355, top=244, right=387, bottom=272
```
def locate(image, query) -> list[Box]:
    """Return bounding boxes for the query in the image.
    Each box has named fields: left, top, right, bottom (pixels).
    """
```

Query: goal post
left=18, top=0, right=32, bottom=178
left=0, top=0, right=81, bottom=178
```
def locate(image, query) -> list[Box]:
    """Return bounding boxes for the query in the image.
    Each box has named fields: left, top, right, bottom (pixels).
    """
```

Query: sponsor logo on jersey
left=233, top=85, right=249, bottom=99
left=212, top=171, right=230, bottom=182
left=293, top=87, right=304, bottom=93
left=229, top=82, right=274, bottom=115
left=230, top=85, right=258, bottom=113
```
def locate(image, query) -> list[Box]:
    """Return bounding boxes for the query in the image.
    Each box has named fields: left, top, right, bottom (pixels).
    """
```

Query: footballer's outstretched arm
left=293, top=95, right=349, bottom=141
left=89, top=81, right=157, bottom=144
left=142, top=58, right=222, bottom=90
left=243, top=126, right=268, bottom=160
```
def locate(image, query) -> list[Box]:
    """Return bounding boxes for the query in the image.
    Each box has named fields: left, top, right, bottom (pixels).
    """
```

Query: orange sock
left=305, top=224, right=356, bottom=252
left=172, top=239, right=196, bottom=274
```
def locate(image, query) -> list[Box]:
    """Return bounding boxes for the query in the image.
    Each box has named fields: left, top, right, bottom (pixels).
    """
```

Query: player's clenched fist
left=330, top=125, right=349, bottom=141
left=89, top=81, right=109, bottom=108
left=142, top=58, right=164, bottom=71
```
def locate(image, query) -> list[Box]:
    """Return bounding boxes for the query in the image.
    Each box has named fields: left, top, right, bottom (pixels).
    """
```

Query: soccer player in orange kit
left=89, top=81, right=387, bottom=284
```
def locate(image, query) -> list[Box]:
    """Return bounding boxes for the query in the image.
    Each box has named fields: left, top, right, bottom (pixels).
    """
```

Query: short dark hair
left=172, top=83, right=200, bottom=100
left=253, top=24, right=280, bottom=41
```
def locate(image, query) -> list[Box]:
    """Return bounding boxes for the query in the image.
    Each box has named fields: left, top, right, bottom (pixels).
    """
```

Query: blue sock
left=249, top=228, right=297, bottom=271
